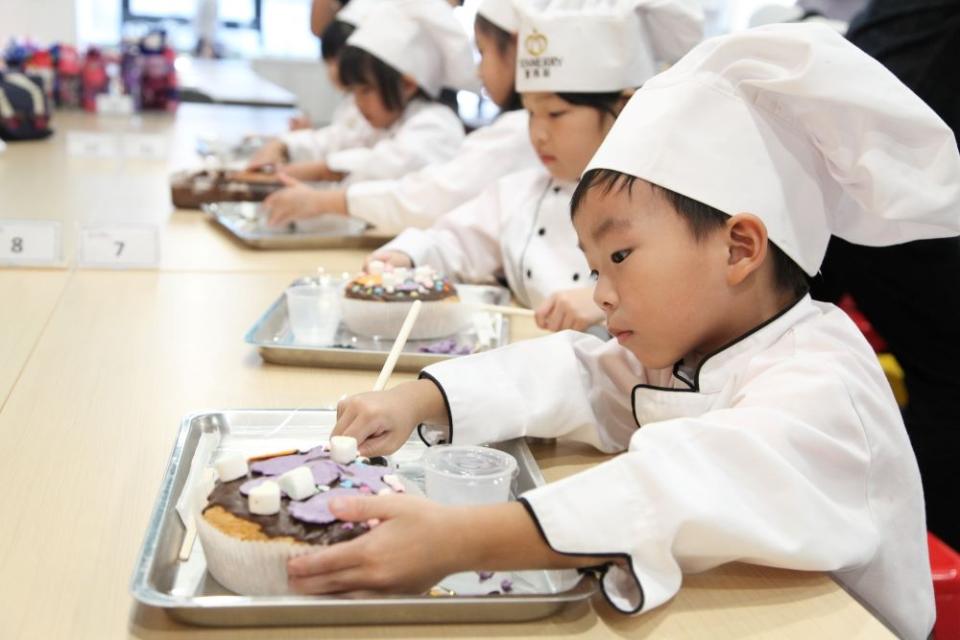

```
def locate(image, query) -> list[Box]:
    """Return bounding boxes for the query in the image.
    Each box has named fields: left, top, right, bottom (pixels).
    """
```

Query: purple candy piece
left=338, top=462, right=390, bottom=492
left=477, top=571, right=494, bottom=583
left=288, top=487, right=366, bottom=524
left=306, top=459, right=341, bottom=486
left=500, top=579, right=513, bottom=593
left=249, top=447, right=327, bottom=476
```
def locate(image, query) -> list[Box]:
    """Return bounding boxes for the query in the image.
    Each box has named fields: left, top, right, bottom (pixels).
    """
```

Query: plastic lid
left=422, top=446, right=517, bottom=480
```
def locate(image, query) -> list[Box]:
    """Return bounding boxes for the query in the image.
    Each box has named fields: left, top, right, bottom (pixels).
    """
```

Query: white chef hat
left=346, top=0, right=481, bottom=96
left=337, top=0, right=379, bottom=26
left=477, top=0, right=520, bottom=33
left=515, top=0, right=704, bottom=92
left=583, top=23, right=960, bottom=276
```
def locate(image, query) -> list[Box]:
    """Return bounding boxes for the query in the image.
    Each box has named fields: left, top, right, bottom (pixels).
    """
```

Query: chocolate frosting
left=205, top=450, right=390, bottom=545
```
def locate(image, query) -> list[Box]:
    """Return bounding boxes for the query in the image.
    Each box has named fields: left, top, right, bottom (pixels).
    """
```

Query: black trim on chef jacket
left=629, top=294, right=808, bottom=428
left=518, top=497, right=646, bottom=614
left=415, top=371, right=454, bottom=446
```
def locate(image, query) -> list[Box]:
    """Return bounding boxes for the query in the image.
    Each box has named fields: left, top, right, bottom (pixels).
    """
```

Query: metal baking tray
left=246, top=280, right=512, bottom=372
left=130, top=410, right=597, bottom=626
left=204, top=201, right=391, bottom=250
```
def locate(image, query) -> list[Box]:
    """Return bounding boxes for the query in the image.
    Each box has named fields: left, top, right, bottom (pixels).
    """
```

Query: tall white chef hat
left=478, top=0, right=520, bottom=33
left=515, top=0, right=704, bottom=92
left=346, top=0, right=481, bottom=97
left=337, top=0, right=379, bottom=27
left=582, top=23, right=960, bottom=276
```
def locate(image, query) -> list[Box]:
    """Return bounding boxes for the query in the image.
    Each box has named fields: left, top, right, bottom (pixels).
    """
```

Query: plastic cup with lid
left=422, top=445, right=518, bottom=505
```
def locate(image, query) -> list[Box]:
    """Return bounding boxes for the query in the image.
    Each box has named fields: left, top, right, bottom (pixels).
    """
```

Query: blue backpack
left=0, top=71, right=53, bottom=141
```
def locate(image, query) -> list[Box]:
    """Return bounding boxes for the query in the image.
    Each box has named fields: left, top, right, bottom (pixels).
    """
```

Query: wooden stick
left=373, top=300, right=423, bottom=392
left=468, top=302, right=535, bottom=317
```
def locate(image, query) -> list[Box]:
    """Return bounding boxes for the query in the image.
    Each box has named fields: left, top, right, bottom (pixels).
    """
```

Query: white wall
left=1, top=0, right=78, bottom=44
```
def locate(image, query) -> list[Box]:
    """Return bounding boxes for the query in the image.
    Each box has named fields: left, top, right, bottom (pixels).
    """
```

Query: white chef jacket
left=280, top=97, right=465, bottom=184
left=381, top=166, right=591, bottom=308
left=344, top=109, right=539, bottom=233
left=420, top=295, right=934, bottom=640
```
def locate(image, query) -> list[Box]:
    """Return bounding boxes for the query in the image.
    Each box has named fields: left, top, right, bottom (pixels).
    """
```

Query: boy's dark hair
left=556, top=91, right=623, bottom=118
left=338, top=45, right=431, bottom=112
left=571, top=169, right=810, bottom=299
left=475, top=14, right=523, bottom=112
left=320, top=20, right=355, bottom=61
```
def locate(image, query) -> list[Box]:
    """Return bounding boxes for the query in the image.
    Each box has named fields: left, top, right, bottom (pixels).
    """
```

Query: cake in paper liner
left=196, top=503, right=313, bottom=595
left=341, top=266, right=470, bottom=340
left=194, top=445, right=411, bottom=596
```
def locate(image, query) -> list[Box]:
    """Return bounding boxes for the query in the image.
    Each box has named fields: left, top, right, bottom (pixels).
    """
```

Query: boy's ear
left=724, top=213, right=769, bottom=287
left=400, top=75, right=420, bottom=101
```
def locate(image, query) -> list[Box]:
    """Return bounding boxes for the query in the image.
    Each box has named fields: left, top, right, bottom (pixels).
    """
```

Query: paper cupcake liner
left=341, top=297, right=470, bottom=340
left=195, top=509, right=315, bottom=595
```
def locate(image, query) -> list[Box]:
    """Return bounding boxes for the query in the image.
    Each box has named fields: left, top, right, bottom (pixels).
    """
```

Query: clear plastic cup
left=422, top=445, right=518, bottom=505
left=285, top=282, right=341, bottom=345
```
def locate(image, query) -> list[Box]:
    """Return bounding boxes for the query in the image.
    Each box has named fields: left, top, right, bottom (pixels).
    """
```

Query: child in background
left=293, top=24, right=960, bottom=640
left=248, top=2, right=375, bottom=167
left=362, top=0, right=702, bottom=332
left=261, top=0, right=475, bottom=218
left=265, top=0, right=540, bottom=234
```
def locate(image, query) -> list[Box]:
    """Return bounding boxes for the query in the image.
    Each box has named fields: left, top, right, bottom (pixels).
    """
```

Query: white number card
left=78, top=224, right=160, bottom=269
left=0, top=220, right=62, bottom=267
left=66, top=132, right=121, bottom=158
left=122, top=133, right=167, bottom=160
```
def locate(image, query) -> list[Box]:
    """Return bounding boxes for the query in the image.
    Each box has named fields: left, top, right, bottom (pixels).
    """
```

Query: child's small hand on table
left=247, top=139, right=287, bottom=170
left=263, top=175, right=333, bottom=227
left=287, top=494, right=461, bottom=595
left=363, top=250, right=413, bottom=272
left=535, top=287, right=604, bottom=332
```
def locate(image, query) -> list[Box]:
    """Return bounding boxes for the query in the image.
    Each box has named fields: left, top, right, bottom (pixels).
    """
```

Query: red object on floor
left=929, top=532, right=960, bottom=639
left=838, top=294, right=888, bottom=353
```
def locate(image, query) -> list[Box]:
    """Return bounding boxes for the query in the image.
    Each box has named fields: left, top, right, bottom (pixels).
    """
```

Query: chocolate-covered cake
left=196, top=442, right=407, bottom=595
left=340, top=265, right=471, bottom=340
left=344, top=265, right=459, bottom=303
left=170, top=168, right=283, bottom=209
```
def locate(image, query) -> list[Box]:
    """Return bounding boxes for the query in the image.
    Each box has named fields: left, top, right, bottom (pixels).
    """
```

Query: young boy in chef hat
left=262, top=0, right=477, bottom=218
left=360, top=0, right=703, bottom=332
left=289, top=24, right=960, bottom=640
left=266, top=0, right=540, bottom=233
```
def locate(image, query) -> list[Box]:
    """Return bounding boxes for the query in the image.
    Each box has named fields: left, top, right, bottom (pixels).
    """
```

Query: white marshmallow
left=414, top=266, right=434, bottom=280
left=383, top=474, right=406, bottom=493
left=215, top=452, right=248, bottom=482
left=381, top=272, right=398, bottom=288
left=248, top=480, right=281, bottom=515
left=278, top=466, right=318, bottom=501
left=367, top=260, right=385, bottom=275
left=330, top=436, right=358, bottom=464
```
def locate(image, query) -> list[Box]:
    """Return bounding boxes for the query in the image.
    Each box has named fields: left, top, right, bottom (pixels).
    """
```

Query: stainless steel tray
left=246, top=281, right=512, bottom=372
left=205, top=201, right=392, bottom=250
left=130, top=410, right=597, bottom=626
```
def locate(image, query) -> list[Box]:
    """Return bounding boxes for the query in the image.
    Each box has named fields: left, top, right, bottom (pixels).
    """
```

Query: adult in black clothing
left=810, top=0, right=960, bottom=548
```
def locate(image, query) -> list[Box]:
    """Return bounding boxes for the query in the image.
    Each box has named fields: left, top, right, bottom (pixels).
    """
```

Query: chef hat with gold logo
left=584, top=23, right=960, bottom=275
left=478, top=0, right=520, bottom=33
left=515, top=0, right=704, bottom=92
left=346, top=0, right=481, bottom=96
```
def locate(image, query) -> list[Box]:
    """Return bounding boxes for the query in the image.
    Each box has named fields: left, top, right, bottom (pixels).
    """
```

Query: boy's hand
left=333, top=380, right=448, bottom=457
left=247, top=139, right=287, bottom=170
left=363, top=250, right=413, bottom=272
left=263, top=175, right=331, bottom=227
left=288, top=494, right=461, bottom=595
left=535, top=287, right=604, bottom=332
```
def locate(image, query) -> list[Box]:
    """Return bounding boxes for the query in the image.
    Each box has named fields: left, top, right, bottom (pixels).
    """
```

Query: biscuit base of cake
left=196, top=504, right=315, bottom=595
